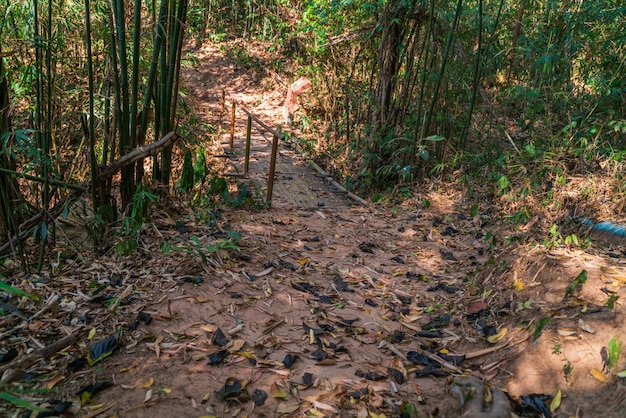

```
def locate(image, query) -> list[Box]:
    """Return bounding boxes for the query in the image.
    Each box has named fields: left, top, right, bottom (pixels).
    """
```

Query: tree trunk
left=0, top=44, right=23, bottom=244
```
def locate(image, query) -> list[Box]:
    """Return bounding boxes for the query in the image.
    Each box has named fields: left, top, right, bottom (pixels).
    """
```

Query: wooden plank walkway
left=222, top=127, right=351, bottom=210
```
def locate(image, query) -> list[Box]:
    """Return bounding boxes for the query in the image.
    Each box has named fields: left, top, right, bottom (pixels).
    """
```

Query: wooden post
left=244, top=115, right=252, bottom=173
left=229, top=101, right=235, bottom=148
left=266, top=133, right=279, bottom=206
left=219, top=89, right=225, bottom=127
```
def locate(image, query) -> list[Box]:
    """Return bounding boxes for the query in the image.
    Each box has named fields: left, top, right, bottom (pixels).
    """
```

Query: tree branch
left=98, top=131, right=178, bottom=180
left=0, top=132, right=178, bottom=255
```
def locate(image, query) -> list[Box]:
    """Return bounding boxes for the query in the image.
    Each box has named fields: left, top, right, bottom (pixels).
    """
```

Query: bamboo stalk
left=33, top=0, right=50, bottom=271
left=138, top=0, right=168, bottom=183
left=459, top=0, right=483, bottom=150
left=107, top=8, right=121, bottom=167
left=160, top=0, right=188, bottom=185
left=156, top=0, right=168, bottom=181
left=130, top=0, right=142, bottom=150
left=0, top=168, right=87, bottom=193
left=84, top=0, right=98, bottom=217
left=112, top=0, right=133, bottom=207
left=421, top=0, right=463, bottom=140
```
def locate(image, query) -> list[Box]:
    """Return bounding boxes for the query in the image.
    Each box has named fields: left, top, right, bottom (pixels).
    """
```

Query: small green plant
left=399, top=400, right=419, bottom=417
left=544, top=224, right=563, bottom=248
left=563, top=360, right=573, bottom=382
left=206, top=176, right=260, bottom=208
left=176, top=147, right=208, bottom=194
left=508, top=207, right=531, bottom=224
left=562, top=270, right=587, bottom=302
left=160, top=234, right=239, bottom=264
left=495, top=173, right=510, bottom=194
left=516, top=300, right=533, bottom=312
left=565, top=234, right=581, bottom=247
left=605, top=292, right=620, bottom=311
left=532, top=317, right=552, bottom=339
left=484, top=231, right=497, bottom=252
left=115, top=184, right=157, bottom=256
left=176, top=147, right=195, bottom=193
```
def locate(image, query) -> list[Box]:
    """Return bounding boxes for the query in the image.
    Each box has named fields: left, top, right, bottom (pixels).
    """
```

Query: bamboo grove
left=189, top=0, right=624, bottom=189
left=1, top=0, right=625, bottom=266
left=294, top=0, right=625, bottom=190
left=0, top=0, right=187, bottom=267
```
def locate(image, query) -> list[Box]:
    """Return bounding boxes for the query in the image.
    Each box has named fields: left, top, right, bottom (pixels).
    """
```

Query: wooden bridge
left=218, top=91, right=366, bottom=210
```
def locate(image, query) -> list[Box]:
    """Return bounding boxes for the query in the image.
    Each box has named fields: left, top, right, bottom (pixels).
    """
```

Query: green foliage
left=495, top=174, right=510, bottom=194
left=544, top=224, right=562, bottom=248
left=176, top=147, right=195, bottom=193
left=130, top=184, right=157, bottom=227
left=291, top=0, right=625, bottom=194
left=193, top=0, right=295, bottom=43
left=174, top=145, right=209, bottom=198
left=205, top=176, right=260, bottom=209
left=563, top=233, right=580, bottom=247
left=194, top=148, right=208, bottom=184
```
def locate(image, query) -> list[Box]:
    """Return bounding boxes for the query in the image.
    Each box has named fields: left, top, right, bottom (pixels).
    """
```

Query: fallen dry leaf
left=487, top=327, right=507, bottom=344
left=139, top=377, right=154, bottom=389
left=154, top=335, right=164, bottom=359
left=230, top=339, right=246, bottom=352
left=467, top=301, right=488, bottom=313
left=276, top=402, right=300, bottom=414
left=589, top=368, right=610, bottom=383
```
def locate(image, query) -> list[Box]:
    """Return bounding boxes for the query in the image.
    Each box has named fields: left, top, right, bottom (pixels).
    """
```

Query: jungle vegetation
left=0, top=0, right=624, bottom=264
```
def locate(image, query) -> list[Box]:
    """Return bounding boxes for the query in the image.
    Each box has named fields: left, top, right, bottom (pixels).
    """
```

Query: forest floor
left=2, top=41, right=626, bottom=418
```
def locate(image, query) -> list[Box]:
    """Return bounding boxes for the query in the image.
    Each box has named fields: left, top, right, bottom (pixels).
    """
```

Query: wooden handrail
left=222, top=94, right=284, bottom=140
left=220, top=90, right=283, bottom=206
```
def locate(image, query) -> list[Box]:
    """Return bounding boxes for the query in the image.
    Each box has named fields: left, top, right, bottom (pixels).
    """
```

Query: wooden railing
left=219, top=90, right=283, bottom=207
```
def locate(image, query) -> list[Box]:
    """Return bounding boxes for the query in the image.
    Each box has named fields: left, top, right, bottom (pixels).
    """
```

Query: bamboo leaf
left=608, top=337, right=623, bottom=370
left=0, top=392, right=51, bottom=412
left=0, top=282, right=39, bottom=302
left=422, top=135, right=445, bottom=142
left=550, top=388, right=562, bottom=413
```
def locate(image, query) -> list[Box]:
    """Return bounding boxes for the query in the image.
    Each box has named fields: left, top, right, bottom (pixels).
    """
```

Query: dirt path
left=185, top=43, right=353, bottom=210
left=82, top=44, right=495, bottom=417
left=97, top=43, right=626, bottom=417
left=2, top=42, right=626, bottom=418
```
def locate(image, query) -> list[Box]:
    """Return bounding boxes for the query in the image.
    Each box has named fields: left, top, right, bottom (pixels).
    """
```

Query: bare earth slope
left=1, top=41, right=626, bottom=418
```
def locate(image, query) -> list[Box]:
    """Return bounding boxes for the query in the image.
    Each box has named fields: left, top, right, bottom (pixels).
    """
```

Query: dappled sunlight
left=2, top=4, right=625, bottom=414
left=496, top=237, right=626, bottom=414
